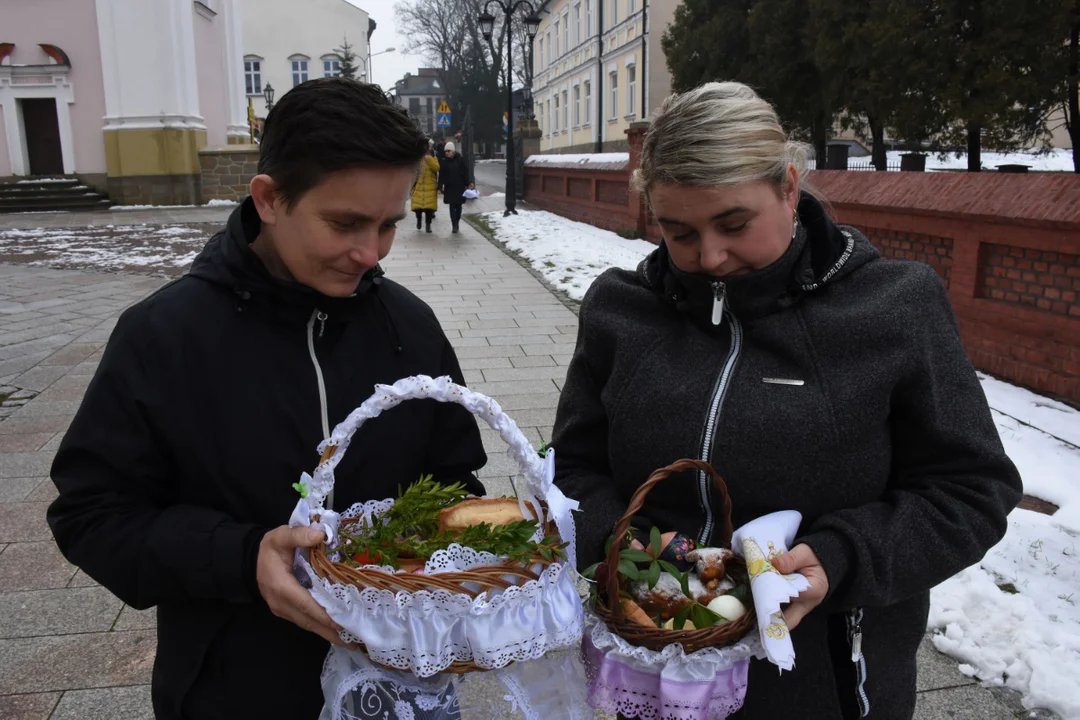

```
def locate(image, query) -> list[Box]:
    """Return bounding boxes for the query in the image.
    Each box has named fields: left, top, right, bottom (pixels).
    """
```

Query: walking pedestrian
left=46, top=77, right=487, bottom=719
left=411, top=140, right=440, bottom=233
left=553, top=81, right=1021, bottom=719
left=438, top=141, right=474, bottom=234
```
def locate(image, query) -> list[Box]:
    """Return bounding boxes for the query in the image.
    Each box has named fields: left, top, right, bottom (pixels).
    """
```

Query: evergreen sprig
left=337, top=476, right=564, bottom=570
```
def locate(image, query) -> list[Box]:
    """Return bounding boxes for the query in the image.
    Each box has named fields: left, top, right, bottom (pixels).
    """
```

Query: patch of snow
left=205, top=198, right=239, bottom=207
left=110, top=199, right=236, bottom=210
left=980, top=373, right=1080, bottom=447
left=861, top=149, right=1075, bottom=173
left=477, top=159, right=505, bottom=164
left=14, top=177, right=71, bottom=184
left=0, top=223, right=210, bottom=273
left=481, top=209, right=653, bottom=301
left=525, top=152, right=630, bottom=168
left=930, top=509, right=1080, bottom=720
left=488, top=192, right=506, bottom=198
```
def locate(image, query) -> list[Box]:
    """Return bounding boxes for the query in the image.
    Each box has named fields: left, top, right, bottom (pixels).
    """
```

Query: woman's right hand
left=256, top=526, right=353, bottom=647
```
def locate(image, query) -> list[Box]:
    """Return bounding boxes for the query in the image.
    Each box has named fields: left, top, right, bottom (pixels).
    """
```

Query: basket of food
left=289, top=375, right=583, bottom=678
left=583, top=459, right=812, bottom=719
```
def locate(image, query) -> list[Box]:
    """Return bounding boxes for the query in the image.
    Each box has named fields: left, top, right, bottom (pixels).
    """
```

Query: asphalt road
left=472, top=160, right=508, bottom=195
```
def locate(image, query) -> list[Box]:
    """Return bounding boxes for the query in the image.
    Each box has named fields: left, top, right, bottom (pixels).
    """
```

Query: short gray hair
left=632, top=82, right=808, bottom=195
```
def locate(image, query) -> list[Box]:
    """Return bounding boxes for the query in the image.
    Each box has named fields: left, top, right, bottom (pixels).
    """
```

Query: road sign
left=437, top=100, right=451, bottom=114
left=437, top=113, right=451, bottom=128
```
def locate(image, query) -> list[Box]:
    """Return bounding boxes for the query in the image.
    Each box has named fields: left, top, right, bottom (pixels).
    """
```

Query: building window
left=609, top=71, right=618, bottom=119
left=574, top=3, right=582, bottom=44
left=610, top=0, right=618, bottom=27
left=627, top=64, right=636, bottom=116
left=586, top=0, right=593, bottom=35
left=573, top=85, right=581, bottom=126
left=554, top=20, right=560, bottom=57
left=547, top=100, right=552, bottom=135
left=538, top=38, right=544, bottom=70
left=291, top=57, right=309, bottom=86
left=584, top=80, right=592, bottom=123
left=562, top=89, right=568, bottom=130
left=563, top=11, right=569, bottom=52
left=554, top=94, right=560, bottom=131
left=244, top=57, right=262, bottom=95
left=323, top=56, right=341, bottom=77
left=629, top=0, right=636, bottom=12
left=546, top=31, right=552, bottom=64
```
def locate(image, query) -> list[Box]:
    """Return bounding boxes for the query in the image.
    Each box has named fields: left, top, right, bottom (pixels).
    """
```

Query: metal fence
left=848, top=160, right=902, bottom=171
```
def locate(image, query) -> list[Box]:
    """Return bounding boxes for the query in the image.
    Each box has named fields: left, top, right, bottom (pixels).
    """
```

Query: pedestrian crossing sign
left=437, top=113, right=451, bottom=128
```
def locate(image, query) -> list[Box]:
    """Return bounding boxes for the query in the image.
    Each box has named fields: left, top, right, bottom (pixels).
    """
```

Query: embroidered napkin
left=730, top=510, right=811, bottom=671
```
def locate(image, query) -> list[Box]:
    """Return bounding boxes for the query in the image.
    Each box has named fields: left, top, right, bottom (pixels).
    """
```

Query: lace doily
left=320, top=645, right=595, bottom=720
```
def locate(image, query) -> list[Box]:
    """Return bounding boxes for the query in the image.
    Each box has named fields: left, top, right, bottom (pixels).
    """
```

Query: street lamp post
left=479, top=2, right=541, bottom=217
left=263, top=83, right=275, bottom=113
left=357, top=47, right=396, bottom=82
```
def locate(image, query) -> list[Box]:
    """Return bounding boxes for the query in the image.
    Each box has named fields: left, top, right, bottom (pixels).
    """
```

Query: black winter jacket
left=438, top=153, right=472, bottom=204
left=552, top=193, right=1021, bottom=719
left=47, top=199, right=487, bottom=719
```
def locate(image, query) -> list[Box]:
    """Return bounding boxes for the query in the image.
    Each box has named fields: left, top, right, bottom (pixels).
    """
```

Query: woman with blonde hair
left=552, top=82, right=1021, bottom=718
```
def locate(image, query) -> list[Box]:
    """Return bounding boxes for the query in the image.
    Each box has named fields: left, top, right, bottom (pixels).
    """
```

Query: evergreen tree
left=810, top=0, right=940, bottom=170
left=335, top=38, right=360, bottom=80
left=930, top=0, right=1066, bottom=171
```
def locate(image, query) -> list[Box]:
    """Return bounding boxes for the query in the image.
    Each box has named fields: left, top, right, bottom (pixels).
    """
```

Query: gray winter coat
left=552, top=193, right=1022, bottom=719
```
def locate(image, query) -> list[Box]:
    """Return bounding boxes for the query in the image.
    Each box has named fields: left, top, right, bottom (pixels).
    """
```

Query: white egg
left=706, top=595, right=747, bottom=622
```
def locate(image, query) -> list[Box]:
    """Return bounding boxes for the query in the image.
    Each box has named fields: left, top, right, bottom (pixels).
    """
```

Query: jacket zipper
left=848, top=608, right=870, bottom=717
left=696, top=304, right=742, bottom=545
left=710, top=280, right=725, bottom=326
left=307, top=309, right=332, bottom=508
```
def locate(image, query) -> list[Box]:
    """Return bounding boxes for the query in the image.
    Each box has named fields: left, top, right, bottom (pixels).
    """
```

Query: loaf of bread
left=437, top=497, right=536, bottom=533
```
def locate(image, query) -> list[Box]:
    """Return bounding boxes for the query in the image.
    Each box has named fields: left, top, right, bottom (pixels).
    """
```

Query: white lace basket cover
left=289, top=375, right=584, bottom=678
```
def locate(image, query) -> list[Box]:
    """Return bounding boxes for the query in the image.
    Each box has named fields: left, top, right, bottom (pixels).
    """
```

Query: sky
left=345, top=1, right=431, bottom=91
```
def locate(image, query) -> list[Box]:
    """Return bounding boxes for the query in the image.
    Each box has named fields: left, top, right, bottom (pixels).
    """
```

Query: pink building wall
left=193, top=5, right=228, bottom=147
left=1, top=0, right=109, bottom=175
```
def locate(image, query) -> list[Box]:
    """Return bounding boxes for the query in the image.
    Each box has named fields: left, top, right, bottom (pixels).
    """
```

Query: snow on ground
left=481, top=209, right=653, bottom=301
left=525, top=152, right=630, bottom=167
left=0, top=223, right=214, bottom=274
left=856, top=149, right=1075, bottom=172
left=479, top=207, right=1080, bottom=717
left=110, top=198, right=237, bottom=210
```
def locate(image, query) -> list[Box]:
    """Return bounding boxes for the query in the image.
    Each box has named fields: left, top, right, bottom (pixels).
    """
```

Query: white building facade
left=242, top=0, right=372, bottom=119
left=1, top=0, right=248, bottom=204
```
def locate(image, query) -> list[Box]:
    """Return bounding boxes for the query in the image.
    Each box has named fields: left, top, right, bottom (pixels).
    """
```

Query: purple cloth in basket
left=583, top=633, right=750, bottom=720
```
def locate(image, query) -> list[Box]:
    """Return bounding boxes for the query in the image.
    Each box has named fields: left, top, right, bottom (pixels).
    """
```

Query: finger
left=775, top=544, right=817, bottom=573
left=288, top=526, right=326, bottom=548
left=630, top=539, right=645, bottom=550
left=273, top=574, right=343, bottom=632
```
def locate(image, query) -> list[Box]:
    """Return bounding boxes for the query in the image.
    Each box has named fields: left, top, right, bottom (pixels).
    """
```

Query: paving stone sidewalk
left=0, top=202, right=1023, bottom=718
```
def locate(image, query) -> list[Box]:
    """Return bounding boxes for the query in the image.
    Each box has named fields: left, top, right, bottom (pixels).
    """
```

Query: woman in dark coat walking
left=438, top=141, right=473, bottom=233
left=552, top=81, right=1022, bottom=719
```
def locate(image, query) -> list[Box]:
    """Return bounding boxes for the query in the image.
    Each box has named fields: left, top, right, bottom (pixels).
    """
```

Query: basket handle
left=307, top=375, right=546, bottom=517
left=606, top=459, right=733, bottom=622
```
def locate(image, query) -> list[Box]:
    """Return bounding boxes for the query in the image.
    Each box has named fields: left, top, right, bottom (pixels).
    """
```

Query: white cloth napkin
left=462, top=188, right=481, bottom=199
left=730, top=510, right=811, bottom=672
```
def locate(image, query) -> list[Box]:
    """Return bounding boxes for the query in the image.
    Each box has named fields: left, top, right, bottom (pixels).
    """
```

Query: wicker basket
left=592, top=458, right=756, bottom=653
left=293, top=375, right=580, bottom=675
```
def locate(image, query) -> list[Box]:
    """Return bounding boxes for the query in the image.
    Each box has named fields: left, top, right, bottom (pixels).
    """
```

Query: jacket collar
left=639, top=192, right=877, bottom=324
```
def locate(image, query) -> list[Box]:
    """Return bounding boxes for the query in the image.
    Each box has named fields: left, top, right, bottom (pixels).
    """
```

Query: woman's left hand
left=772, top=544, right=829, bottom=630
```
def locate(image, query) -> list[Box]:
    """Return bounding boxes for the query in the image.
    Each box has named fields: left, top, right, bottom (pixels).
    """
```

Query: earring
left=791, top=209, right=798, bottom=240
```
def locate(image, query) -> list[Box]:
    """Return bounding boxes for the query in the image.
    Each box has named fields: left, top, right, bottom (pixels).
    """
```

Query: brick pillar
left=626, top=121, right=650, bottom=237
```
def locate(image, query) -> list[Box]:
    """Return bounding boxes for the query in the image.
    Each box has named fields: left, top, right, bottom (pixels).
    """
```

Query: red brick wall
left=861, top=227, right=954, bottom=288
left=811, top=171, right=1080, bottom=403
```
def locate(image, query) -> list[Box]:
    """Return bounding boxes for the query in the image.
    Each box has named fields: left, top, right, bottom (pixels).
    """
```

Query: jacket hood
left=187, top=198, right=384, bottom=316
left=639, top=192, right=878, bottom=323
